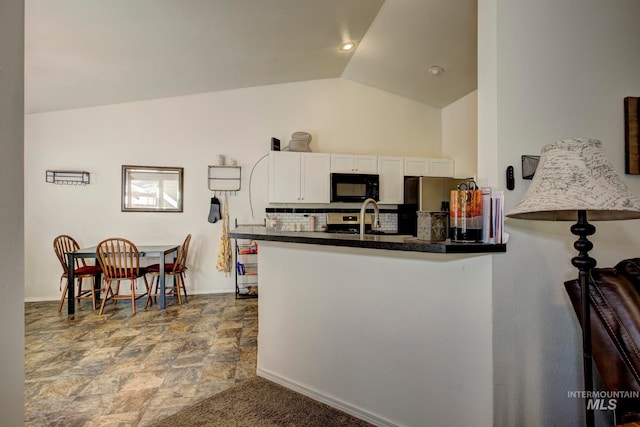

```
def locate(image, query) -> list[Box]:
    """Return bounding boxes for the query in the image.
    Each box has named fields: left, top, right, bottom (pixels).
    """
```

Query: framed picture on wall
left=624, top=97, right=640, bottom=175
left=121, top=165, right=184, bottom=212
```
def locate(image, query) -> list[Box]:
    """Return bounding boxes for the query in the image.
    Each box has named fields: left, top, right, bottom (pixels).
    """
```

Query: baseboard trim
left=24, top=289, right=234, bottom=303
left=257, top=368, right=398, bottom=427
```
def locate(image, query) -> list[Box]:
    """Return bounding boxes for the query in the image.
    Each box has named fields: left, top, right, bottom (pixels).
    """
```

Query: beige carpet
left=152, top=376, right=375, bottom=427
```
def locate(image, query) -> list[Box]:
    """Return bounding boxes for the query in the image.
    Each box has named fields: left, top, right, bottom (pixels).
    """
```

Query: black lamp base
left=570, top=209, right=597, bottom=427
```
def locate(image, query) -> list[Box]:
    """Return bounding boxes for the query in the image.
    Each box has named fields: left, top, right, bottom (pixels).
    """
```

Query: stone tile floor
left=25, top=293, right=258, bottom=426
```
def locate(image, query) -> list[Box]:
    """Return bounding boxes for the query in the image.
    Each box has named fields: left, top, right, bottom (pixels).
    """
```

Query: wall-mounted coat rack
left=208, top=165, right=241, bottom=195
left=46, top=170, right=90, bottom=185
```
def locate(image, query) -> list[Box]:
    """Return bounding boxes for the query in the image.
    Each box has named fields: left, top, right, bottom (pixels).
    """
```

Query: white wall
left=258, top=242, right=493, bottom=427
left=479, top=0, right=640, bottom=425
left=442, top=90, right=478, bottom=179
left=0, top=0, right=25, bottom=423
left=25, top=78, right=442, bottom=300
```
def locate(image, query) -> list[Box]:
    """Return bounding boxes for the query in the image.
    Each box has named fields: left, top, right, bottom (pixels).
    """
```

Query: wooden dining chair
left=53, top=235, right=102, bottom=312
left=147, top=234, right=191, bottom=306
left=95, top=238, right=150, bottom=315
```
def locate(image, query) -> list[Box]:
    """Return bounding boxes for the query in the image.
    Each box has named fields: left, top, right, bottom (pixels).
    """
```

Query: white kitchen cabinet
left=268, top=151, right=330, bottom=203
left=404, top=157, right=430, bottom=176
left=269, top=151, right=299, bottom=202
left=403, top=157, right=455, bottom=177
left=429, top=158, right=455, bottom=177
left=330, top=154, right=378, bottom=174
left=377, top=156, right=404, bottom=204
left=300, top=153, right=331, bottom=202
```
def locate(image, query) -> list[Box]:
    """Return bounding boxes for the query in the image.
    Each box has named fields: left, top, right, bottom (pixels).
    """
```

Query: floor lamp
left=506, top=138, right=640, bottom=427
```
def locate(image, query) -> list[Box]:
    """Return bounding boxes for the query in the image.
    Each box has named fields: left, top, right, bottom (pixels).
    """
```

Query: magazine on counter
left=481, top=188, right=505, bottom=244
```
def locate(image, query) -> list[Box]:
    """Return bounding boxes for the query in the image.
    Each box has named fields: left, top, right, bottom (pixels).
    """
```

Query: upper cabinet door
left=330, top=154, right=378, bottom=174
left=300, top=153, right=330, bottom=203
left=404, top=157, right=430, bottom=176
left=269, top=152, right=330, bottom=203
left=429, top=159, right=455, bottom=177
left=353, top=155, right=378, bottom=174
left=268, top=152, right=301, bottom=203
left=404, top=157, right=455, bottom=177
left=330, top=154, right=354, bottom=173
left=377, top=156, right=404, bottom=205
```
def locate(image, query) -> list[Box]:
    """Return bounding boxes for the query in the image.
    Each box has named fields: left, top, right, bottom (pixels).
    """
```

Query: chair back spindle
left=97, top=238, right=141, bottom=280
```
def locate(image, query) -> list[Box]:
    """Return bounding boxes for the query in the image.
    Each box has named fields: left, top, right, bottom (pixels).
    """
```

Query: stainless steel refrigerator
left=398, top=176, right=471, bottom=235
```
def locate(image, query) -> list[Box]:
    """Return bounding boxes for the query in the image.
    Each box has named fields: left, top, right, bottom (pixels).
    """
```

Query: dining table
left=65, top=244, right=180, bottom=316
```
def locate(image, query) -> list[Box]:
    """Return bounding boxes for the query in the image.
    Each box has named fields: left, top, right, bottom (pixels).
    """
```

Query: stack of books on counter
left=482, top=188, right=507, bottom=244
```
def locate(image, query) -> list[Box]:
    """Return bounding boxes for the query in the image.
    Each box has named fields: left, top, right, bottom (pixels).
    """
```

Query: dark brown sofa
left=565, top=258, right=640, bottom=421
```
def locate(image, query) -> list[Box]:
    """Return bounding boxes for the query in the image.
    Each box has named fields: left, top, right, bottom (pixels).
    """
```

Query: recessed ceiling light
left=340, top=41, right=356, bottom=52
left=427, top=66, right=445, bottom=76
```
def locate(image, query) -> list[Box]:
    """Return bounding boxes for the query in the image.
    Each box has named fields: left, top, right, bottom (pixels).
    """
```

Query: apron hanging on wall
left=216, top=194, right=232, bottom=276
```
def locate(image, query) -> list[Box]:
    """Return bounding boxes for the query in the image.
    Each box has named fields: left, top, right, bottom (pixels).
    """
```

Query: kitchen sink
left=365, top=230, right=386, bottom=235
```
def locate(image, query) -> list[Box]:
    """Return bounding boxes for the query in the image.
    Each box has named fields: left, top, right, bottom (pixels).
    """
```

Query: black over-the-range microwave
left=330, top=173, right=380, bottom=203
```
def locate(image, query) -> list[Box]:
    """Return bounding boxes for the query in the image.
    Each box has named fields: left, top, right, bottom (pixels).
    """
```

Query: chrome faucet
left=359, top=198, right=380, bottom=238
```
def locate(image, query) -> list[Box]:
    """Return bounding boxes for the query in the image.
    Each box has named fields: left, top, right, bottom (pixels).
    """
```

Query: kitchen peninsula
left=230, top=226, right=506, bottom=253
left=230, top=226, right=505, bottom=427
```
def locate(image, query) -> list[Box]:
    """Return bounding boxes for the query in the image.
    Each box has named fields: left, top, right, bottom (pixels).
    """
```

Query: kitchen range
left=324, top=213, right=373, bottom=234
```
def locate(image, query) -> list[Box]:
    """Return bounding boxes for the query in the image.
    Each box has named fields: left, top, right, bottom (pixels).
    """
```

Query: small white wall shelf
left=46, top=170, right=90, bottom=185
left=208, top=165, right=241, bottom=194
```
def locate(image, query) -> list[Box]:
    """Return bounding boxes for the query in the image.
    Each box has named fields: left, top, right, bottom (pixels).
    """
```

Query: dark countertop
left=229, top=226, right=507, bottom=254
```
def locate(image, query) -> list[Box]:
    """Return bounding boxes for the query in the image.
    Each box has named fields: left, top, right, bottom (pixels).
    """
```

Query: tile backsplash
left=266, top=209, right=397, bottom=233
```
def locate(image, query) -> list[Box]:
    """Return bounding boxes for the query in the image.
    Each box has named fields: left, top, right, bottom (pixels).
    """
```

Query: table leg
left=94, top=272, right=102, bottom=308
left=67, top=253, right=75, bottom=317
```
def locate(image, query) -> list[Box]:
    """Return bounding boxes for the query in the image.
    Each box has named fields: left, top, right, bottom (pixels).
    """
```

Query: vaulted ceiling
left=25, top=0, right=477, bottom=114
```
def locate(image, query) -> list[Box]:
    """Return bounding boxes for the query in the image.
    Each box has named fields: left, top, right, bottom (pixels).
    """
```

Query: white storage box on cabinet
left=268, top=151, right=330, bottom=203
left=330, top=154, right=378, bottom=174
left=377, top=156, right=404, bottom=204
